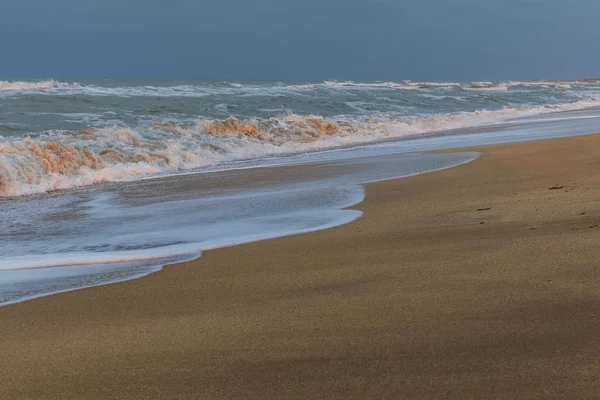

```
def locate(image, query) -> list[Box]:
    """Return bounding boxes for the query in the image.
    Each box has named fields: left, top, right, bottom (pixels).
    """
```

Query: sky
left=1, top=0, right=599, bottom=81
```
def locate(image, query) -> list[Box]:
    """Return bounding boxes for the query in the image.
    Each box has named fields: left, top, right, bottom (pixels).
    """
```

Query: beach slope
left=2, top=134, right=600, bottom=399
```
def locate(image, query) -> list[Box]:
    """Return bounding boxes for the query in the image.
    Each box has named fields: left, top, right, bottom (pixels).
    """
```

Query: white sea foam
left=408, top=81, right=462, bottom=88
left=463, top=85, right=509, bottom=92
left=0, top=80, right=66, bottom=91
left=226, top=82, right=244, bottom=88
left=323, top=81, right=432, bottom=90
left=0, top=244, right=203, bottom=271
left=290, top=84, right=317, bottom=89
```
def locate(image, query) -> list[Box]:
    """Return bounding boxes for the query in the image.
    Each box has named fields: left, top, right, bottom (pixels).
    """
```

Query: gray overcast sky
left=1, top=0, right=599, bottom=80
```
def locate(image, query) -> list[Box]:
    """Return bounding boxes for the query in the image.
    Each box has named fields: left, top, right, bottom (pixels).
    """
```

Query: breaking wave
left=1, top=99, right=599, bottom=197
left=463, top=83, right=510, bottom=92
left=0, top=80, right=67, bottom=91
left=320, top=80, right=588, bottom=92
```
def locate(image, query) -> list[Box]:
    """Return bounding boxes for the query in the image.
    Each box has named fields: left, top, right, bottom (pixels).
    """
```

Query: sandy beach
left=2, top=133, right=600, bottom=399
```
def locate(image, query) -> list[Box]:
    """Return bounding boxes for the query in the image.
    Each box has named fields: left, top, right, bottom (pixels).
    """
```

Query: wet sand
left=2, top=134, right=600, bottom=399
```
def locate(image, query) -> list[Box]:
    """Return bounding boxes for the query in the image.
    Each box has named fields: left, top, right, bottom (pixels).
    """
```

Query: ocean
left=2, top=78, right=600, bottom=304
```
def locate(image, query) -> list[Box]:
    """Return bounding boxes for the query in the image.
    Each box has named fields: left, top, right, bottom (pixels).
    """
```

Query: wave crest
left=202, top=116, right=342, bottom=141
left=0, top=80, right=66, bottom=91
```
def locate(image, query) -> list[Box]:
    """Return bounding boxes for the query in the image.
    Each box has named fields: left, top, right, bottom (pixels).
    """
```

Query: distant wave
left=321, top=80, right=585, bottom=92
left=463, top=85, right=509, bottom=92
left=323, top=81, right=415, bottom=89
left=407, top=82, right=462, bottom=89
left=323, top=81, right=458, bottom=90
left=1, top=99, right=599, bottom=197
left=226, top=82, right=244, bottom=88
left=0, top=80, right=67, bottom=91
left=0, top=79, right=597, bottom=98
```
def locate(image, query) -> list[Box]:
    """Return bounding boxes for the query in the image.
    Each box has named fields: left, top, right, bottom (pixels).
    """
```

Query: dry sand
left=1, top=134, right=600, bottom=399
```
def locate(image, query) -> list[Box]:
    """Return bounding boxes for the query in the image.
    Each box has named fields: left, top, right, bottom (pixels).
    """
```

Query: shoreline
left=2, top=133, right=600, bottom=398
left=0, top=151, right=478, bottom=306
